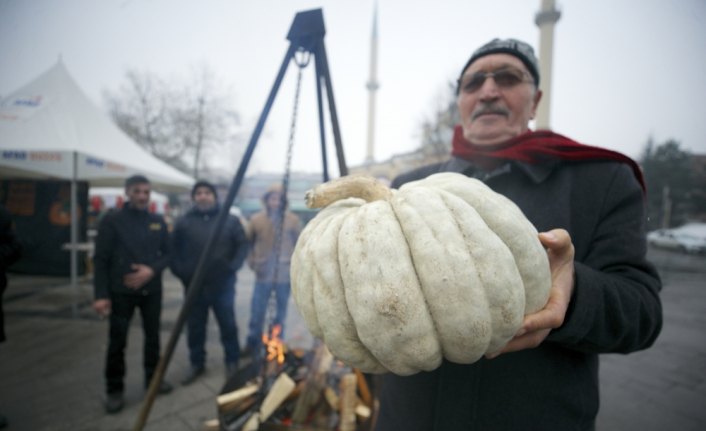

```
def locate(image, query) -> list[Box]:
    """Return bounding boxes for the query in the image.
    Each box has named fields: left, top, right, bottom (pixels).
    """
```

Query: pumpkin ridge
left=434, top=186, right=526, bottom=353
left=387, top=191, right=443, bottom=353
left=436, top=189, right=494, bottom=358
left=391, top=187, right=493, bottom=364
left=314, top=206, right=386, bottom=371
left=293, top=210, right=337, bottom=338
left=422, top=173, right=550, bottom=315
left=339, top=201, right=441, bottom=375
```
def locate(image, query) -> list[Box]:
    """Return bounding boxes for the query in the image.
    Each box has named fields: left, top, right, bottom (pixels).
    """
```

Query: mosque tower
left=365, top=2, right=379, bottom=164
left=534, top=0, right=561, bottom=130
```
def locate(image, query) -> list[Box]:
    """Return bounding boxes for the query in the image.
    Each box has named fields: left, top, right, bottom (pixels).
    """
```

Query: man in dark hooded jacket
left=170, top=180, right=248, bottom=384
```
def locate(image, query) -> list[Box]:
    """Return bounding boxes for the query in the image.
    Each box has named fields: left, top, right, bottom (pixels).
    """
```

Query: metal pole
left=132, top=42, right=297, bottom=431
left=314, top=46, right=330, bottom=182
left=316, top=40, right=348, bottom=176
left=70, top=151, right=78, bottom=318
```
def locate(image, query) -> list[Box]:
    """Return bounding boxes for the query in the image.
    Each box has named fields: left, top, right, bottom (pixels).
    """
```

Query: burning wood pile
left=204, top=325, right=377, bottom=431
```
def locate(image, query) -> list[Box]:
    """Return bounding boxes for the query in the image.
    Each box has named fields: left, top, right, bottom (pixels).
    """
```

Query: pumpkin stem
left=305, top=175, right=393, bottom=208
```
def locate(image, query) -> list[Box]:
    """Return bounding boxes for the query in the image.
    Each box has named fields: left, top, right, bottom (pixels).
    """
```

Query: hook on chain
left=293, top=47, right=312, bottom=69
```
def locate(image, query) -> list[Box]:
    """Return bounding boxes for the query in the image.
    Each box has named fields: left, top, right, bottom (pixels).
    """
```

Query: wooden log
left=354, top=368, right=373, bottom=407
left=356, top=402, right=372, bottom=420
left=260, top=424, right=332, bottom=431
left=323, top=386, right=339, bottom=411
left=217, top=381, right=260, bottom=413
left=242, top=414, right=259, bottom=431
left=260, top=372, right=296, bottom=421
left=201, top=418, right=219, bottom=431
left=221, top=394, right=259, bottom=419
left=291, top=344, right=334, bottom=423
left=339, top=373, right=358, bottom=431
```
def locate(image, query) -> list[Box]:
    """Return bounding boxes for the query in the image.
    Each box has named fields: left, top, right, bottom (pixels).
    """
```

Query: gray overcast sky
left=1, top=0, right=705, bottom=176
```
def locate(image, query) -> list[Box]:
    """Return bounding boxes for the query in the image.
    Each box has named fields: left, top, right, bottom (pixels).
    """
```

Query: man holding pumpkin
left=374, top=38, right=663, bottom=430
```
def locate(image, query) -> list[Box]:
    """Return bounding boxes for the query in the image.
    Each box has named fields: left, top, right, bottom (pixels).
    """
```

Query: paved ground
left=0, top=247, right=704, bottom=430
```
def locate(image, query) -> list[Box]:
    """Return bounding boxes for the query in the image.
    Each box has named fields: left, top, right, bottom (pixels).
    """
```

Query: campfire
left=204, top=326, right=377, bottom=431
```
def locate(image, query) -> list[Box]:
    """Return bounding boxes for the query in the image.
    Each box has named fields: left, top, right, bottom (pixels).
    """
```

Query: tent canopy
left=0, top=60, right=193, bottom=192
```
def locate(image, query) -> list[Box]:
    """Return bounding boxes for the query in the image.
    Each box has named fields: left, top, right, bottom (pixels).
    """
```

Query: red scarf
left=450, top=125, right=645, bottom=192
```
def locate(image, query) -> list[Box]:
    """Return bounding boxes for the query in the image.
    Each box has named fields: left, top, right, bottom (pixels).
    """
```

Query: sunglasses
left=458, top=67, right=534, bottom=93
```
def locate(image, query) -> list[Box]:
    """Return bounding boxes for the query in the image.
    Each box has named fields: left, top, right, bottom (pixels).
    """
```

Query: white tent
left=0, top=60, right=193, bottom=190
left=0, top=61, right=194, bottom=314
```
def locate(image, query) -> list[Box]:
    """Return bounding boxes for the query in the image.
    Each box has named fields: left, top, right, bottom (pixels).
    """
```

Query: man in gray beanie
left=374, top=38, right=662, bottom=431
left=170, top=180, right=248, bottom=384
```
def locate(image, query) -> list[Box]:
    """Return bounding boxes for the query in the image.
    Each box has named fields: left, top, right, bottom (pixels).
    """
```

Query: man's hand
left=123, top=264, right=155, bottom=290
left=486, top=228, right=575, bottom=359
left=93, top=298, right=112, bottom=318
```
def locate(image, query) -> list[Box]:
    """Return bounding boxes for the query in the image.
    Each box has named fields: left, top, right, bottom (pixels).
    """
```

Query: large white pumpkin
left=290, top=173, right=551, bottom=376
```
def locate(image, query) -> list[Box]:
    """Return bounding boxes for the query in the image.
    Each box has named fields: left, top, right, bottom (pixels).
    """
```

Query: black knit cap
left=191, top=180, right=218, bottom=200
left=457, top=38, right=540, bottom=91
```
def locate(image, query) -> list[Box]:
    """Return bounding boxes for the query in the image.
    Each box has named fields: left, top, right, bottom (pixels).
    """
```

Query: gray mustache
left=472, top=106, right=510, bottom=120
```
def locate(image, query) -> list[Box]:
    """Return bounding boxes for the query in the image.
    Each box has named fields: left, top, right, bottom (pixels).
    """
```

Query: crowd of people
left=91, top=175, right=301, bottom=414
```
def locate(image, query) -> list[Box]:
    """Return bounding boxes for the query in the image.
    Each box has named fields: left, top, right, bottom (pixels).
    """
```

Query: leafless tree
left=418, top=81, right=458, bottom=158
left=103, top=65, right=242, bottom=177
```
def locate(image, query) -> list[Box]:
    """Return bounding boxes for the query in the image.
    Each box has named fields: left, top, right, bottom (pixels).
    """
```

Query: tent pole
left=70, top=151, right=78, bottom=318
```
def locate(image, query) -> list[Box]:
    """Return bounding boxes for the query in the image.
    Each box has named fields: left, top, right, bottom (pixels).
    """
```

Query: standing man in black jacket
left=93, top=175, right=173, bottom=414
left=170, top=180, right=248, bottom=385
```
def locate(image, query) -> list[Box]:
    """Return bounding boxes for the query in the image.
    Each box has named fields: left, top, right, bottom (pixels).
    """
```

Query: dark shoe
left=181, top=366, right=205, bottom=385
left=157, top=381, right=174, bottom=394
left=0, top=413, right=8, bottom=428
left=104, top=393, right=124, bottom=414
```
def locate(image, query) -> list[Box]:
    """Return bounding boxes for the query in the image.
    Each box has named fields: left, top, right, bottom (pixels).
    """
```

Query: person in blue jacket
left=170, top=180, right=248, bottom=385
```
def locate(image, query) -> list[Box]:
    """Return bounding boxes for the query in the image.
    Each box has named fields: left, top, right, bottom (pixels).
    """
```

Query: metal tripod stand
left=133, top=8, right=348, bottom=430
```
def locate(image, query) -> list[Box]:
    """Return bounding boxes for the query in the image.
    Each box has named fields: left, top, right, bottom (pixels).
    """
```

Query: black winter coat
left=375, top=157, right=663, bottom=431
left=93, top=203, right=170, bottom=299
left=170, top=205, right=248, bottom=289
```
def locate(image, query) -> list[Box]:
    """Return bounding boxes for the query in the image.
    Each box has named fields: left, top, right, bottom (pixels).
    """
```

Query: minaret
left=365, top=2, right=379, bottom=164
left=534, top=0, right=561, bottom=130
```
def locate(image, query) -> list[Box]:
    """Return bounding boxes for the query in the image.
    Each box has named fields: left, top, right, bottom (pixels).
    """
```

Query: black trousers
left=105, top=291, right=162, bottom=394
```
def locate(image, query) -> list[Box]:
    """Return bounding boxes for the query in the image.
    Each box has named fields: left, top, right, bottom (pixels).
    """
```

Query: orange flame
left=261, top=324, right=285, bottom=365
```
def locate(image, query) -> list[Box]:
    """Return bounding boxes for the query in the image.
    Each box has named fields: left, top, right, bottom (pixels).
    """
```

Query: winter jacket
left=93, top=203, right=170, bottom=299
left=247, top=210, right=301, bottom=283
left=170, top=205, right=248, bottom=289
left=375, top=156, right=663, bottom=431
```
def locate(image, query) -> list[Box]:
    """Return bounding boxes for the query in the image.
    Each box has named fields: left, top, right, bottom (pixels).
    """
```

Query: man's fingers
left=487, top=328, right=551, bottom=358
left=522, top=301, right=565, bottom=333
left=539, top=229, right=572, bottom=253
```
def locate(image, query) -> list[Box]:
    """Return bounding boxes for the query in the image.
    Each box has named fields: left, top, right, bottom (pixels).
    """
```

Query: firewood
left=354, top=368, right=373, bottom=407
left=260, top=424, right=332, bottom=431
left=259, top=372, right=296, bottom=421
left=217, top=381, right=260, bottom=413
left=291, top=344, right=334, bottom=423
left=201, top=418, right=219, bottom=431
left=323, top=385, right=339, bottom=411
left=238, top=374, right=296, bottom=431
left=356, top=402, right=372, bottom=420
left=242, top=414, right=259, bottom=431
left=339, top=373, right=357, bottom=431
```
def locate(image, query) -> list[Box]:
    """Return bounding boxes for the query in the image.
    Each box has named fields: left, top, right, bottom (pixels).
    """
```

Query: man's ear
left=531, top=89, right=543, bottom=118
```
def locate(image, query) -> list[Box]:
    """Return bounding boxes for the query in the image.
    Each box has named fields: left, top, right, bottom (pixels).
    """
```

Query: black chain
left=264, top=49, right=310, bottom=336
